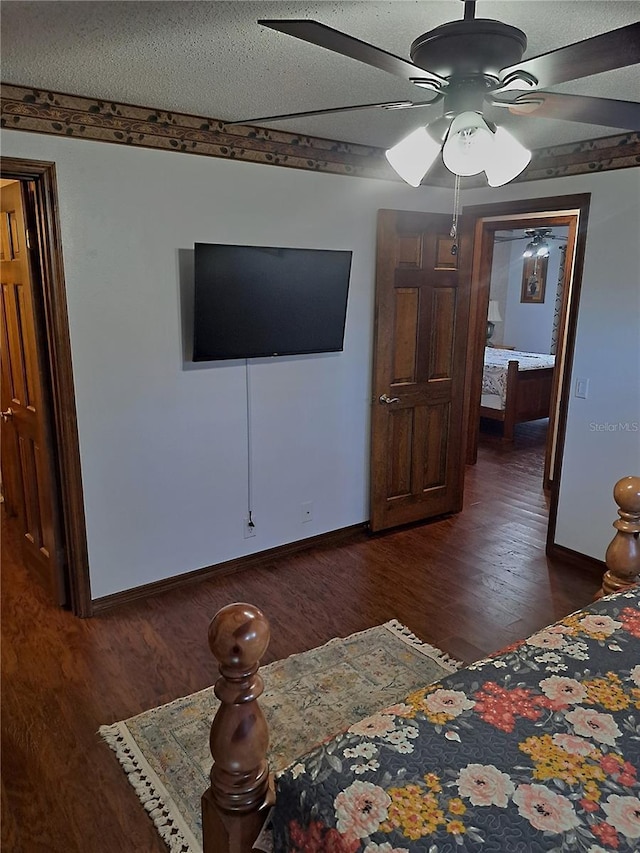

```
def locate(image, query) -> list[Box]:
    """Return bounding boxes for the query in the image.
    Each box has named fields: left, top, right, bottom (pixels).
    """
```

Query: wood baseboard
left=546, top=542, right=605, bottom=577
left=91, top=523, right=367, bottom=613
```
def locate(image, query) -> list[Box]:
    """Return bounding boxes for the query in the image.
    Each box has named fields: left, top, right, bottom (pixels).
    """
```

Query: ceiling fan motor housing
left=410, top=20, right=527, bottom=82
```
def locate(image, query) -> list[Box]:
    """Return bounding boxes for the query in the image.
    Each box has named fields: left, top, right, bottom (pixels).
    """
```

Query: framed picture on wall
left=521, top=256, right=548, bottom=303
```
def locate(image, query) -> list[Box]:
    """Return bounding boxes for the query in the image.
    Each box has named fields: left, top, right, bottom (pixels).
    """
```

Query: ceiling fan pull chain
left=450, top=173, right=461, bottom=255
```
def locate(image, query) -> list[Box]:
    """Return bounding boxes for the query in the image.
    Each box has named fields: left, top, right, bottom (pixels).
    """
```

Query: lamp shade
left=484, top=126, right=531, bottom=187
left=385, top=126, right=441, bottom=187
left=442, top=112, right=493, bottom=177
left=487, top=300, right=502, bottom=323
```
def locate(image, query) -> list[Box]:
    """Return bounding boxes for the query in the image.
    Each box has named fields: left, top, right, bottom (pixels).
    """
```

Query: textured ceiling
left=2, top=1, right=639, bottom=151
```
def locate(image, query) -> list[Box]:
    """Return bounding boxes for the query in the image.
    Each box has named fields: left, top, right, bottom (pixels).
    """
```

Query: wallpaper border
left=2, top=84, right=639, bottom=185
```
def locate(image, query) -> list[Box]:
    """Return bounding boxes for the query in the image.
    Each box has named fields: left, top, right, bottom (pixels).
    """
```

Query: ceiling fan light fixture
left=385, top=125, right=441, bottom=187
left=255, top=16, right=640, bottom=190
left=522, top=230, right=551, bottom=258
left=388, top=116, right=531, bottom=188
left=442, top=111, right=494, bottom=177
left=484, top=126, right=531, bottom=187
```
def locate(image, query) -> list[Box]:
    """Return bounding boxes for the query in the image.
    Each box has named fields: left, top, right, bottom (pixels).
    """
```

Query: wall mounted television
left=192, top=243, right=352, bottom=361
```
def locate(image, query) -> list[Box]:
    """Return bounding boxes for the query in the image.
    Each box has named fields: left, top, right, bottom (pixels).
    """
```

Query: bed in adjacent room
left=481, top=346, right=556, bottom=441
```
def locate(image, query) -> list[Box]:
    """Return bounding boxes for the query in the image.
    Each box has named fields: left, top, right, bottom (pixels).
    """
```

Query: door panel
left=0, top=180, right=65, bottom=603
left=370, top=209, right=471, bottom=532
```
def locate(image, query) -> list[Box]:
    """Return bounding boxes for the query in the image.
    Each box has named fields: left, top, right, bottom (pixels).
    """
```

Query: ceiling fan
left=495, top=228, right=567, bottom=258
left=231, top=0, right=640, bottom=187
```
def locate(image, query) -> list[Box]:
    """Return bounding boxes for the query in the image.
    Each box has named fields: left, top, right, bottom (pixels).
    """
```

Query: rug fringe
left=100, top=619, right=459, bottom=852
left=383, top=619, right=463, bottom=673
left=99, top=721, right=200, bottom=853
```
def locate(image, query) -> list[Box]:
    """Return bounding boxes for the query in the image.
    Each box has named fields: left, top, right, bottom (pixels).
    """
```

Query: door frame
left=1, top=157, right=92, bottom=616
left=461, top=193, right=591, bottom=556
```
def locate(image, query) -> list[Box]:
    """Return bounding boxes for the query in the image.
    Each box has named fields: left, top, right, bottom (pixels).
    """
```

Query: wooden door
left=1, top=180, right=65, bottom=603
left=370, top=209, right=471, bottom=532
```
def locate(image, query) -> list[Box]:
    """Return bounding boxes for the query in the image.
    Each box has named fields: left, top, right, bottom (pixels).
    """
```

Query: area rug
left=100, top=619, right=461, bottom=853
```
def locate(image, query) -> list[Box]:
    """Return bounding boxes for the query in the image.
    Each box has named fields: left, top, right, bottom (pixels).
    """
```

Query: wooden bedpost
left=202, top=603, right=274, bottom=853
left=502, top=360, right=520, bottom=443
left=596, top=475, right=640, bottom=599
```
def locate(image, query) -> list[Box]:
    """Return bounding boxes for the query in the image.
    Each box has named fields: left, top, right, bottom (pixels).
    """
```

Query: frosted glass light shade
left=523, top=237, right=550, bottom=258
left=442, top=112, right=493, bottom=177
left=386, top=114, right=531, bottom=189
left=484, top=126, right=531, bottom=187
left=385, top=126, right=441, bottom=187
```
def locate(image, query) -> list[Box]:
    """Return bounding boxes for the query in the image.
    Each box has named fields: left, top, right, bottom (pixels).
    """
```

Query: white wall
left=1, top=130, right=455, bottom=599
left=466, top=170, right=640, bottom=560
left=501, top=231, right=567, bottom=353
left=2, top=131, right=638, bottom=594
left=490, top=230, right=567, bottom=352
left=487, top=240, right=510, bottom=346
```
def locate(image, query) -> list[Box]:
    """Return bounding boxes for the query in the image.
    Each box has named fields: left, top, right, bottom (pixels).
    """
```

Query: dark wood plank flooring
left=1, top=421, right=604, bottom=852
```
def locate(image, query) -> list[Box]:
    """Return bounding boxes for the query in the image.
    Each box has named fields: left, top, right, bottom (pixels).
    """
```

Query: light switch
left=575, top=378, right=590, bottom=399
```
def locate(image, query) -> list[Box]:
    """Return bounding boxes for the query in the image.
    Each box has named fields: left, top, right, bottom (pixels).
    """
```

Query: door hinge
left=25, top=228, right=32, bottom=250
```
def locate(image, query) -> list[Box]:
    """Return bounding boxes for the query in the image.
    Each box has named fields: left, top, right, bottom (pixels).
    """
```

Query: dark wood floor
left=1, top=420, right=604, bottom=852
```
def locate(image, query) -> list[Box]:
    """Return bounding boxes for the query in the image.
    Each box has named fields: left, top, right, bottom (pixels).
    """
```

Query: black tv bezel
left=192, top=242, right=352, bottom=362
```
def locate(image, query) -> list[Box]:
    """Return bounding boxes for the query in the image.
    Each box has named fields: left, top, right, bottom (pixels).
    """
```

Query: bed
left=481, top=346, right=556, bottom=441
left=272, top=587, right=640, bottom=852
left=201, top=475, right=640, bottom=853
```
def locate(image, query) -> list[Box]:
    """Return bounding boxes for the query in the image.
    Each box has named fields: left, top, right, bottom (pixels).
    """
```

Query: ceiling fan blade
left=258, top=20, right=447, bottom=90
left=491, top=91, right=640, bottom=130
left=228, top=98, right=439, bottom=127
left=499, top=22, right=640, bottom=89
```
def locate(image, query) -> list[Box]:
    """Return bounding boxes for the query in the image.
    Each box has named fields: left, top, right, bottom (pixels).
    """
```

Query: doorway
left=477, top=220, right=570, bottom=498
left=0, top=158, right=91, bottom=616
left=369, top=193, right=590, bottom=553
left=1, top=178, right=67, bottom=602
left=471, top=214, right=577, bottom=479
left=462, top=193, right=591, bottom=553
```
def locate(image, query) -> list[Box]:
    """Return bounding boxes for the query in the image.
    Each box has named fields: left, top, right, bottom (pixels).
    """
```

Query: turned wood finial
left=596, top=475, right=640, bottom=599
left=202, top=603, right=273, bottom=853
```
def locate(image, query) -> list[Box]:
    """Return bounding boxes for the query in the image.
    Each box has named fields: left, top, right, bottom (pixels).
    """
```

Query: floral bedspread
left=483, top=348, right=555, bottom=408
left=272, top=589, right=640, bottom=852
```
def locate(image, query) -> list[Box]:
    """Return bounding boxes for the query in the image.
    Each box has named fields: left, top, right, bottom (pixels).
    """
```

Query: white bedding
left=482, top=347, right=555, bottom=410
left=480, top=393, right=503, bottom=411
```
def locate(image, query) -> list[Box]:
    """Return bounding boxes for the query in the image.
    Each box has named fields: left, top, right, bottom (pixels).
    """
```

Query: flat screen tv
left=193, top=243, right=352, bottom=361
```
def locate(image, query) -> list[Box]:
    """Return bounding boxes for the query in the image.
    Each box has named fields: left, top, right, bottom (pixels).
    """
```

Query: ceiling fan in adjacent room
left=495, top=228, right=568, bottom=259
left=231, top=0, right=640, bottom=187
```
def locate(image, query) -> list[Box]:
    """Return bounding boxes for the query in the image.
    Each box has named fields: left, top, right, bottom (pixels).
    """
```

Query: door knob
left=379, top=394, right=400, bottom=405
left=1, top=408, right=13, bottom=422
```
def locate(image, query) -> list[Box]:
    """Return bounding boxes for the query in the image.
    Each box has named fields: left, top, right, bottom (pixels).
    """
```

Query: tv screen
left=193, top=243, right=352, bottom=361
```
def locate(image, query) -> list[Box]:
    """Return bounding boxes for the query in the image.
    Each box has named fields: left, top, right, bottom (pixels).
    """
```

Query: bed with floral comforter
left=272, top=589, right=640, bottom=852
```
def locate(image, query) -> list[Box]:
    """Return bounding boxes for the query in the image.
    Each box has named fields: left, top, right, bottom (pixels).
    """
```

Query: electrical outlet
left=243, top=516, right=256, bottom=538
left=301, top=501, right=313, bottom=523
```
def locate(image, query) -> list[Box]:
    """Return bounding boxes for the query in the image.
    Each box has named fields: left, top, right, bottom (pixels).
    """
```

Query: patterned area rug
left=100, top=620, right=461, bottom=853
